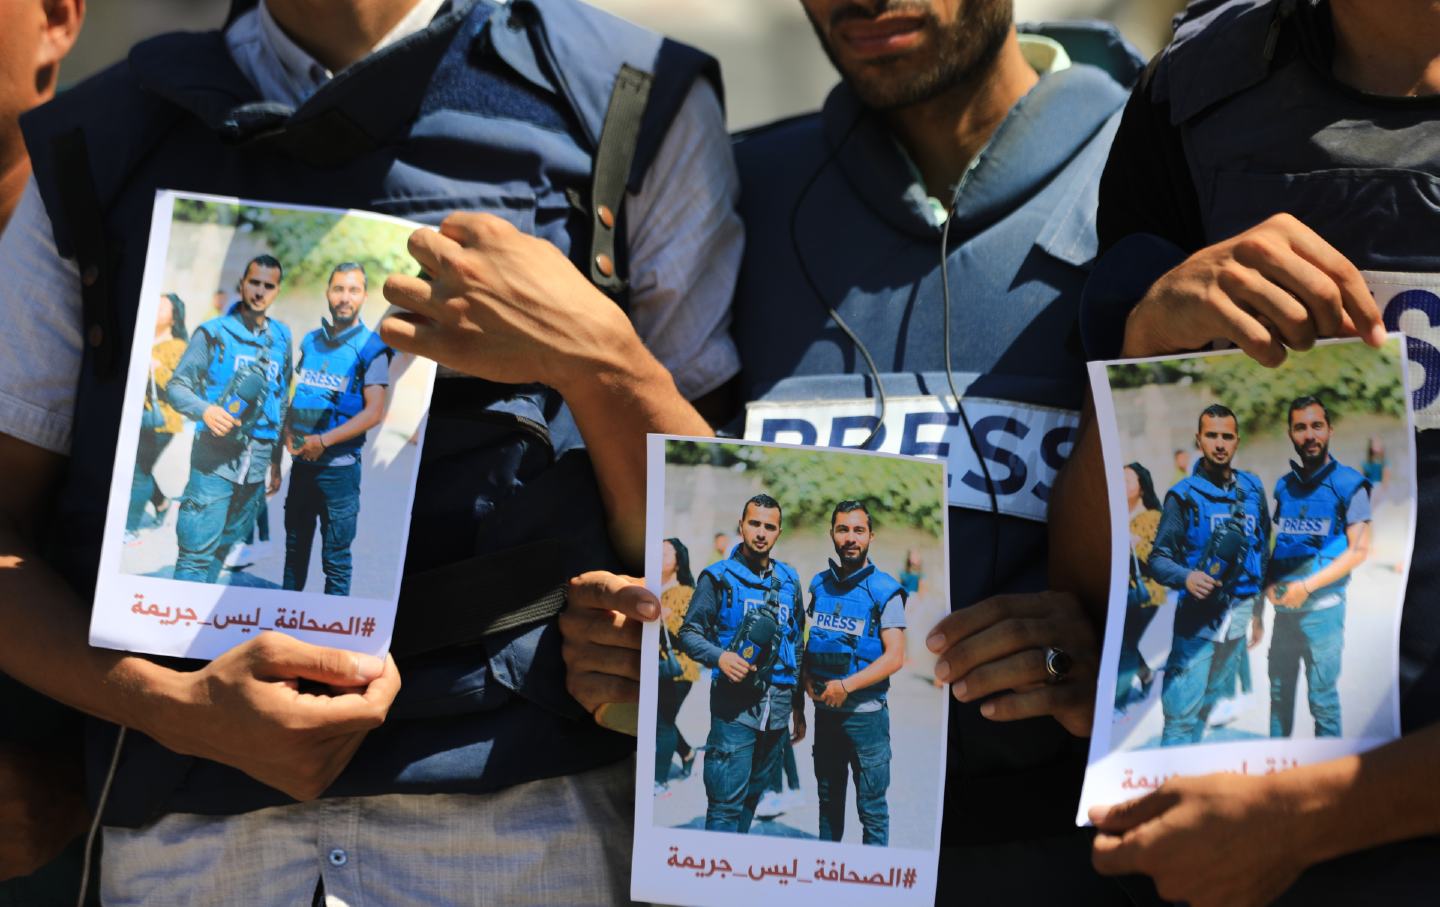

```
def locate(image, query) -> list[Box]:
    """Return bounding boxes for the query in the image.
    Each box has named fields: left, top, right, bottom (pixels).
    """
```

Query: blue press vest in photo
left=1082, top=0, right=1440, bottom=736
left=21, top=0, right=718, bottom=826
left=805, top=562, right=905, bottom=695
left=189, top=308, right=292, bottom=444
left=702, top=555, right=802, bottom=688
left=731, top=22, right=1142, bottom=844
left=1271, top=456, right=1368, bottom=604
left=290, top=320, right=390, bottom=460
left=1168, top=467, right=1267, bottom=597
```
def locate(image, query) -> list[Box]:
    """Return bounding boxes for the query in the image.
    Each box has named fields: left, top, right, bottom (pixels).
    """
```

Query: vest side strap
left=588, top=63, right=653, bottom=304
left=53, top=129, right=119, bottom=377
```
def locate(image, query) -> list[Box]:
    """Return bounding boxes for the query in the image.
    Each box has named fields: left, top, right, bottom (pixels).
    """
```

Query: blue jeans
left=282, top=461, right=361, bottom=595
left=703, top=716, right=785, bottom=833
left=127, top=430, right=173, bottom=532
left=813, top=707, right=890, bottom=845
left=1161, top=632, right=1246, bottom=746
left=174, top=469, right=265, bottom=583
left=1270, top=602, right=1346, bottom=737
left=655, top=680, right=692, bottom=785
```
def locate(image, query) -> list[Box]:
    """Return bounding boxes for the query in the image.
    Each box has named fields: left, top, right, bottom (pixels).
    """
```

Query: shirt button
left=328, top=848, right=348, bottom=867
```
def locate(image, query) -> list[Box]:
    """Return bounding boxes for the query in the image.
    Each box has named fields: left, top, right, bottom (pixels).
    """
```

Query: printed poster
left=633, top=435, right=949, bottom=907
left=90, top=190, right=435, bottom=660
left=1079, top=337, right=1416, bottom=818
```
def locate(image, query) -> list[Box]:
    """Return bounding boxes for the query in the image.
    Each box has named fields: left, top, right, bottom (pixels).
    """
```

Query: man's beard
left=809, top=0, right=1014, bottom=111
left=1296, top=439, right=1330, bottom=469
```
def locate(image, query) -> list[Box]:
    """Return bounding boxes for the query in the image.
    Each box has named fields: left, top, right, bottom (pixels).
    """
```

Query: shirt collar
left=230, top=0, right=448, bottom=107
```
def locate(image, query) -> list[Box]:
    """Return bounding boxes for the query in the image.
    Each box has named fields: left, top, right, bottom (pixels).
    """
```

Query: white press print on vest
left=743, top=395, right=1079, bottom=523
left=1277, top=516, right=1332, bottom=536
left=1368, top=271, right=1440, bottom=431
left=1209, top=512, right=1259, bottom=534
left=297, top=360, right=348, bottom=394
left=743, top=596, right=790, bottom=624
left=812, top=610, right=865, bottom=637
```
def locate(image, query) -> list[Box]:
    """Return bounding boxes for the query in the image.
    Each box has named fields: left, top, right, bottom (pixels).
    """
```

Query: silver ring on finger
left=1043, top=646, right=1073, bottom=684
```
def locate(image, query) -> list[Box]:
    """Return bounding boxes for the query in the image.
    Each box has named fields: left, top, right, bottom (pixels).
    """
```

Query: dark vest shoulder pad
left=21, top=55, right=188, bottom=258
left=1153, top=0, right=1291, bottom=124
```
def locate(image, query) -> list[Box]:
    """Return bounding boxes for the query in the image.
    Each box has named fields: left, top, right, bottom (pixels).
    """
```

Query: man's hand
left=0, top=742, right=88, bottom=882
left=927, top=591, right=1098, bottom=737
left=202, top=404, right=239, bottom=438
left=267, top=459, right=283, bottom=496
left=147, top=633, right=400, bottom=801
left=1250, top=612, right=1265, bottom=649
left=380, top=212, right=638, bottom=397
left=816, top=679, right=848, bottom=708
left=791, top=704, right=807, bottom=745
left=1121, top=213, right=1386, bottom=365
left=559, top=571, right=658, bottom=715
left=1091, top=773, right=1314, bottom=907
left=717, top=651, right=756, bottom=684
left=1267, top=581, right=1310, bottom=609
left=1186, top=570, right=1221, bottom=601
left=295, top=434, right=325, bottom=461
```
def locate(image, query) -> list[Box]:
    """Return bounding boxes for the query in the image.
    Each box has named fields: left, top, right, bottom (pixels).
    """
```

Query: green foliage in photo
left=1107, top=341, right=1405, bottom=434
left=666, top=440, right=944, bottom=534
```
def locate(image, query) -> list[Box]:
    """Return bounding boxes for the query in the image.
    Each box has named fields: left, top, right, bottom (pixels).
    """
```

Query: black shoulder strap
left=53, top=129, right=120, bottom=378
left=587, top=63, right=653, bottom=303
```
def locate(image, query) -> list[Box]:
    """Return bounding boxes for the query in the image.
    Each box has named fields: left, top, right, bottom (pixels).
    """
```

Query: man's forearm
left=556, top=335, right=712, bottom=570
left=1278, top=723, right=1440, bottom=866
left=1047, top=395, right=1113, bottom=620
left=0, top=523, right=181, bottom=737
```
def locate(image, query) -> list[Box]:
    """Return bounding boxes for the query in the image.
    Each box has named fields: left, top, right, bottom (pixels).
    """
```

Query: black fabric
left=588, top=63, right=652, bottom=299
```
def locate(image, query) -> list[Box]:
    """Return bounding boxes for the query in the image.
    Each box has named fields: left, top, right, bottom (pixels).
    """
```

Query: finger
left=1217, top=302, right=1287, bottom=367
left=934, top=615, right=1066, bottom=683
left=1091, top=831, right=1146, bottom=876
left=1089, top=787, right=1179, bottom=832
left=927, top=593, right=1064, bottom=653
left=567, top=572, right=659, bottom=621
left=438, top=211, right=515, bottom=249
left=557, top=608, right=643, bottom=651
left=567, top=671, right=639, bottom=714
left=377, top=312, right=439, bottom=358
left=1221, top=267, right=1317, bottom=350
left=561, top=640, right=643, bottom=682
left=952, top=649, right=1049, bottom=701
left=405, top=227, right=457, bottom=280
left=382, top=274, right=441, bottom=319
left=1232, top=233, right=1345, bottom=340
left=1283, top=222, right=1385, bottom=345
left=250, top=633, right=386, bottom=686
left=977, top=682, right=1088, bottom=725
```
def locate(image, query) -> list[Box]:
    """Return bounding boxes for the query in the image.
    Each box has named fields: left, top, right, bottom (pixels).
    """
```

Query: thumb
left=254, top=634, right=386, bottom=686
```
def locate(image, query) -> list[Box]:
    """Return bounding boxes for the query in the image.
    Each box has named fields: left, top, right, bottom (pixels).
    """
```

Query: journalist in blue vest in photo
left=164, top=254, right=294, bottom=585
left=1263, top=396, right=1372, bottom=738
left=281, top=262, right=393, bottom=596
left=1147, top=404, right=1271, bottom=747
left=678, top=493, right=806, bottom=835
left=804, top=500, right=907, bottom=847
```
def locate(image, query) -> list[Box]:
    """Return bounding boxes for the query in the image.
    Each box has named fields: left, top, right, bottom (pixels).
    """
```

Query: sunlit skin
left=1185, top=413, right=1241, bottom=601
left=798, top=0, right=1035, bottom=198
left=1289, top=403, right=1332, bottom=474
left=325, top=269, right=366, bottom=331
left=737, top=502, right=782, bottom=567
left=830, top=508, right=873, bottom=578
left=1196, top=413, right=1239, bottom=479
left=237, top=262, right=282, bottom=330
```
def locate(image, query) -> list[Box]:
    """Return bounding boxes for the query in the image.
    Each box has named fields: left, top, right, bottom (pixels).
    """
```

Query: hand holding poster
left=1078, top=337, right=1416, bottom=819
left=90, top=191, right=435, bottom=660
left=633, top=435, right=949, bottom=907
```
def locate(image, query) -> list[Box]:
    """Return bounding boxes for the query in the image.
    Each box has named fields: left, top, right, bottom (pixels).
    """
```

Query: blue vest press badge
left=1369, top=271, right=1440, bottom=431
left=743, top=394, right=1079, bottom=523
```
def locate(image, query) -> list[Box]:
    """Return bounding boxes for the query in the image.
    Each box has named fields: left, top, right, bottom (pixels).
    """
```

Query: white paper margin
left=632, top=434, right=948, bottom=907
left=88, top=189, right=436, bottom=660
left=1076, top=335, right=1417, bottom=823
